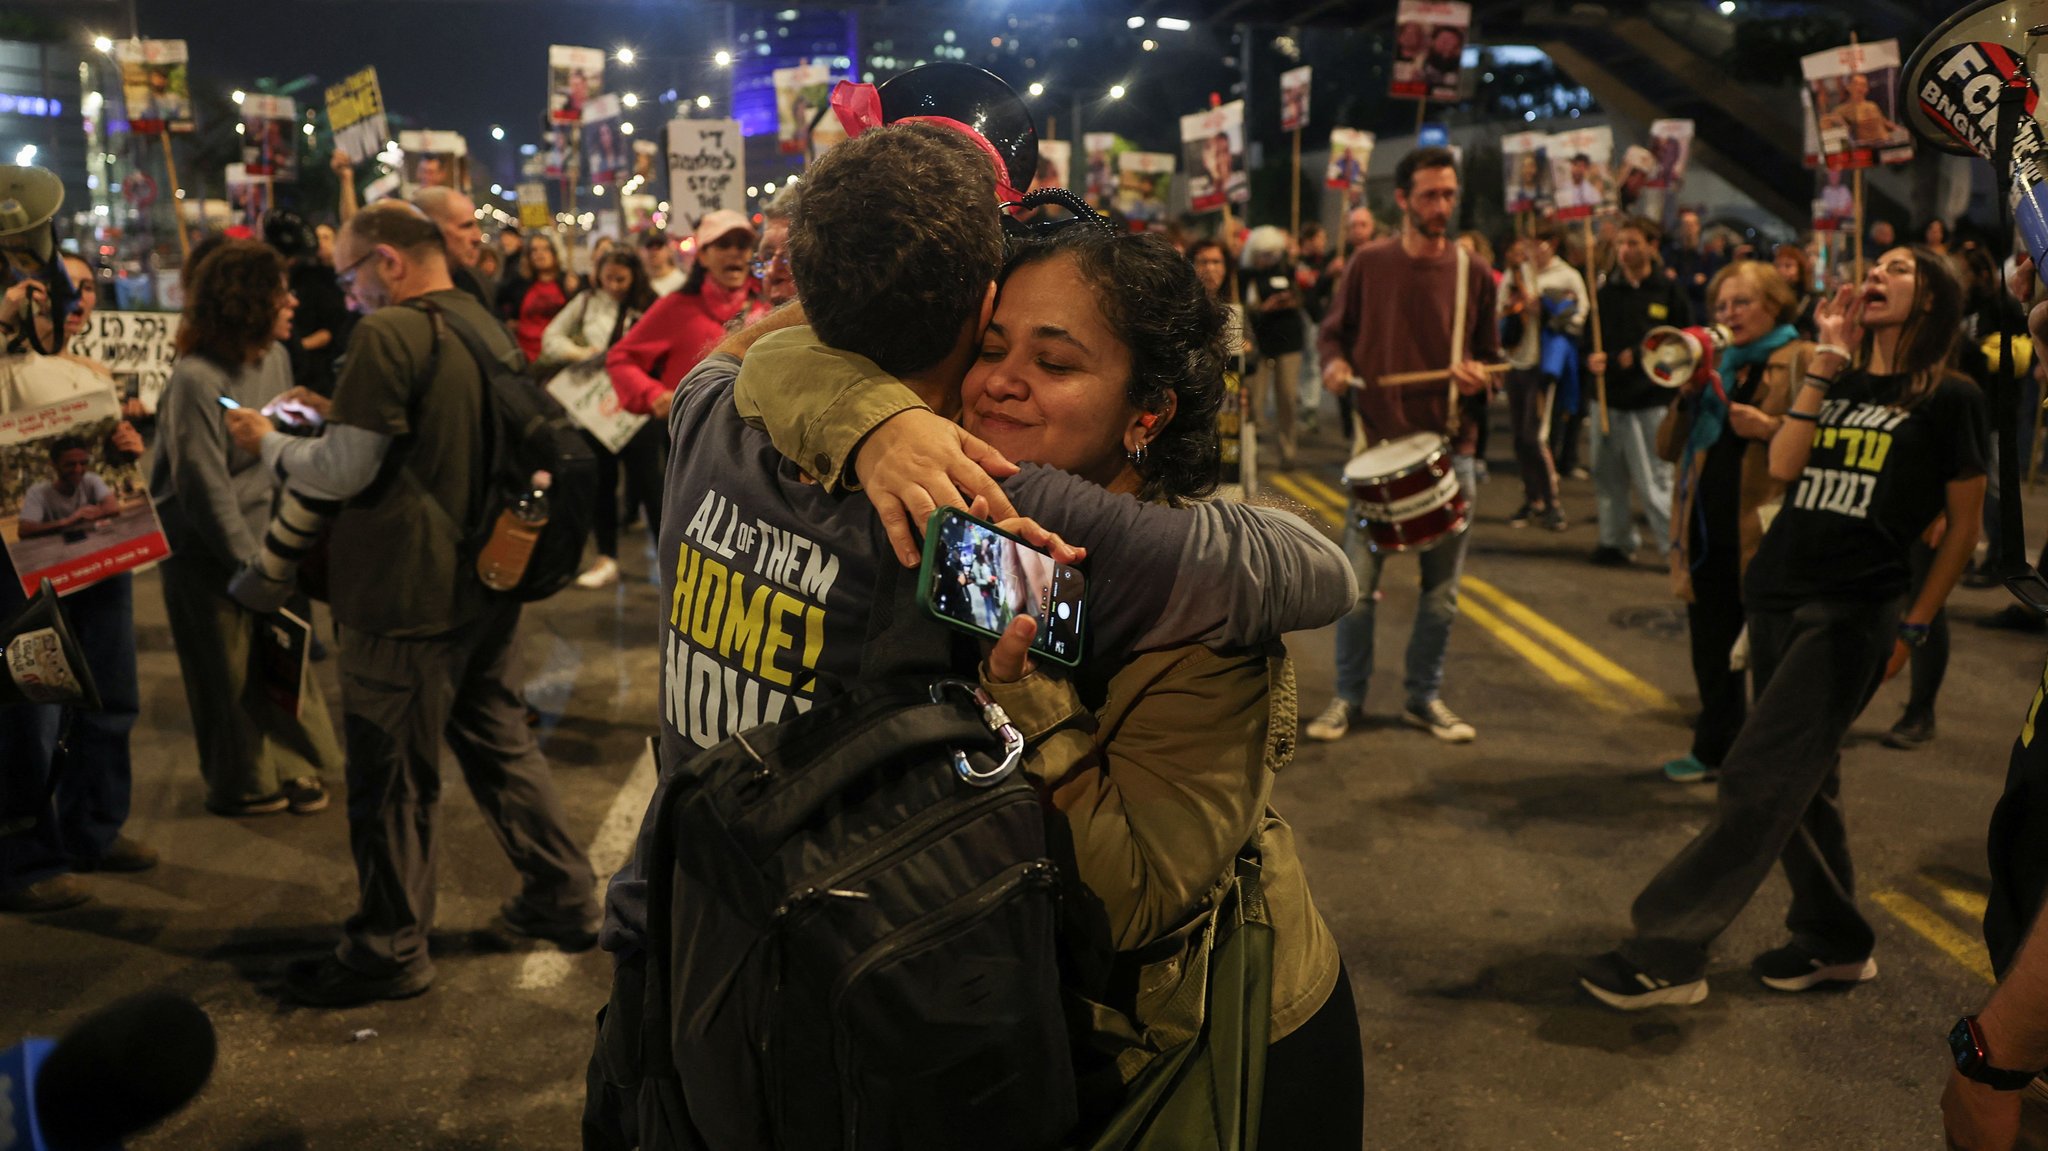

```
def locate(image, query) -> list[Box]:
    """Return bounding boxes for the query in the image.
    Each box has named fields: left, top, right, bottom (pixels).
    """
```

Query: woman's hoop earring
left=1126, top=441, right=1148, bottom=465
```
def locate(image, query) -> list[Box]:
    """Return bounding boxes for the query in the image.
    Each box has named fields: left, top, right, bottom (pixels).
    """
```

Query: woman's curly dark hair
left=177, top=239, right=288, bottom=368
left=1004, top=229, right=1227, bottom=504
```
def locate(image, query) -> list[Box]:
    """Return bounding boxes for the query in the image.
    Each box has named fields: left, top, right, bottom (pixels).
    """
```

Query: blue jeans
left=0, top=571, right=140, bottom=891
left=1589, top=406, right=1675, bottom=554
left=1333, top=455, right=1475, bottom=711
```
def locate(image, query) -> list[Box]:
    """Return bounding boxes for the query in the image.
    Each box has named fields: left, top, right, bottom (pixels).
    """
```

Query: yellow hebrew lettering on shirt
left=689, top=556, right=730, bottom=648
left=757, top=592, right=802, bottom=687
left=1836, top=428, right=1863, bottom=466
left=670, top=545, right=702, bottom=630
left=1648, top=303, right=1669, bottom=320
left=2024, top=658, right=2048, bottom=747
left=718, top=573, right=770, bottom=673
left=1860, top=430, right=1893, bottom=473
left=797, top=604, right=826, bottom=694
left=1814, top=426, right=1835, bottom=451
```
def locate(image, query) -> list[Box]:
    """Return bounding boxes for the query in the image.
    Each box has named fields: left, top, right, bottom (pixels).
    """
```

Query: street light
left=621, top=122, right=635, bottom=135
left=622, top=93, right=639, bottom=108
left=696, top=94, right=712, bottom=110
left=1108, top=84, right=1126, bottom=99
left=231, top=89, right=246, bottom=104
left=714, top=50, right=733, bottom=67
left=1027, top=81, right=1044, bottom=97
left=1127, top=16, right=1145, bottom=28
left=91, top=35, right=112, bottom=53
left=1155, top=17, right=1192, bottom=30
left=302, top=122, right=314, bottom=136
left=1142, top=39, right=1157, bottom=51
left=491, top=125, right=505, bottom=140
left=616, top=47, right=637, bottom=65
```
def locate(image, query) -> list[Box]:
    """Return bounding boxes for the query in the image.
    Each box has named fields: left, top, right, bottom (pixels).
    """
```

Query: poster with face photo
left=549, top=45, right=605, bottom=125
left=112, top=39, right=193, bottom=134
left=1802, top=39, right=1913, bottom=170
left=1114, top=152, right=1175, bottom=224
left=633, top=139, right=659, bottom=183
left=1084, top=133, right=1129, bottom=204
left=1545, top=126, right=1614, bottom=220
left=1325, top=128, right=1375, bottom=195
left=581, top=93, right=630, bottom=186
left=1501, top=130, right=1547, bottom=213
left=241, top=93, right=299, bottom=180
left=400, top=130, right=469, bottom=195
left=543, top=119, right=571, bottom=180
left=1812, top=168, right=1855, bottom=232
left=1032, top=139, right=1071, bottom=193
left=0, top=390, right=169, bottom=597
left=1648, top=119, right=1693, bottom=190
left=1389, top=1, right=1471, bottom=104
left=1279, top=66, right=1312, bottom=134
left=1180, top=101, right=1246, bottom=214
left=774, top=61, right=836, bottom=158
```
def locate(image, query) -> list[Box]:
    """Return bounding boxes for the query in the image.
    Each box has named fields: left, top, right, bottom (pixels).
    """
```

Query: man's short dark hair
left=1394, top=147, right=1458, bottom=195
left=1617, top=215, right=1662, bottom=247
left=788, top=122, right=1003, bottom=377
left=639, top=229, right=668, bottom=249
left=47, top=435, right=89, bottom=462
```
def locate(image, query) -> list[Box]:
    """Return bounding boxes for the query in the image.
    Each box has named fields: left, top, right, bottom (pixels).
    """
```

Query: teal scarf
left=1686, top=323, right=1799, bottom=459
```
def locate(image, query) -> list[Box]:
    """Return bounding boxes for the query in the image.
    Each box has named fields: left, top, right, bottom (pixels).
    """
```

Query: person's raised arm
left=1770, top=284, right=1858, bottom=483
left=331, top=150, right=358, bottom=225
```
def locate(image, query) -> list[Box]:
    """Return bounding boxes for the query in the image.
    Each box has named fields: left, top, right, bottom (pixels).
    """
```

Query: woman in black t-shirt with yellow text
left=1581, top=246, right=1989, bottom=1009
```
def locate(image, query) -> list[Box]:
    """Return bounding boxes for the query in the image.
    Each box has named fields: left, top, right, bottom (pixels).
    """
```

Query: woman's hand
left=1884, top=638, right=1911, bottom=682
left=1586, top=351, right=1608, bottom=376
left=1727, top=403, right=1778, bottom=441
left=1813, top=282, right=1865, bottom=355
left=109, top=421, right=145, bottom=457
left=985, top=614, right=1038, bottom=684
left=853, top=411, right=1022, bottom=566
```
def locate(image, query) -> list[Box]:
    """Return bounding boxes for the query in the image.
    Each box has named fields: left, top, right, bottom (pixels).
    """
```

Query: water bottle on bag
left=477, top=472, right=551, bottom=592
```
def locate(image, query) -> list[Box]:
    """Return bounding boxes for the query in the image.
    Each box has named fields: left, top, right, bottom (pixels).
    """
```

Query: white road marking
left=516, top=744, right=657, bottom=991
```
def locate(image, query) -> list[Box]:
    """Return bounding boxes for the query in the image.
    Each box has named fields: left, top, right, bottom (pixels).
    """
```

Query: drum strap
left=1446, top=245, right=1470, bottom=435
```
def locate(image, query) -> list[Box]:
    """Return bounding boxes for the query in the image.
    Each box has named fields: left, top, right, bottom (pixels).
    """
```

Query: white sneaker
left=575, top=557, right=620, bottom=589
left=1403, top=699, right=1476, bottom=743
left=1305, top=698, right=1356, bottom=742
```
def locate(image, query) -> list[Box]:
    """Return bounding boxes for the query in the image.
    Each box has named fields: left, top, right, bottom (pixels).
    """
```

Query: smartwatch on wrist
left=1949, top=1016, right=2043, bottom=1091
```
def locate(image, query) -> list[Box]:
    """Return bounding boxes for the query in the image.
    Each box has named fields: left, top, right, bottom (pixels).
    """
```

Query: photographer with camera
left=0, top=167, right=154, bottom=913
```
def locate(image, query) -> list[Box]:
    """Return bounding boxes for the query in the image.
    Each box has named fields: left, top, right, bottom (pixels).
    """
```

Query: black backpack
left=413, top=298, right=597, bottom=601
left=636, top=581, right=1078, bottom=1150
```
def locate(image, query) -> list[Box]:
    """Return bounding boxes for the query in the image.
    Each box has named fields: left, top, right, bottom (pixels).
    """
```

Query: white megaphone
left=0, top=164, right=61, bottom=261
left=1902, top=3, right=2048, bottom=265
left=1640, top=324, right=1733, bottom=392
left=1, top=579, right=100, bottom=711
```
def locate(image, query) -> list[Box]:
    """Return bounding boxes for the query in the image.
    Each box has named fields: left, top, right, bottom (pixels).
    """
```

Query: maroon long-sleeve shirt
left=1318, top=236, right=1499, bottom=454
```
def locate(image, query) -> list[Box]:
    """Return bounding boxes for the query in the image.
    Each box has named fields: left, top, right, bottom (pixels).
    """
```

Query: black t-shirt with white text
left=1744, top=370, right=1987, bottom=611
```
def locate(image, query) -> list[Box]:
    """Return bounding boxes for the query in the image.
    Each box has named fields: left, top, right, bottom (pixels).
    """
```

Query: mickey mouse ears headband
left=831, top=62, right=1039, bottom=203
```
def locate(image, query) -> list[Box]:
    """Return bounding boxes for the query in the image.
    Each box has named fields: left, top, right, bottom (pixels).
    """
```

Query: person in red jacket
left=511, top=232, right=579, bottom=363
left=606, top=210, right=757, bottom=419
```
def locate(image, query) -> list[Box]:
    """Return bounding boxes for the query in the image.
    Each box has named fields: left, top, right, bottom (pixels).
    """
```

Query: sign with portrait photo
left=1802, top=39, right=1914, bottom=170
left=549, top=45, right=605, bottom=125
left=1545, top=126, right=1614, bottom=220
left=666, top=119, right=746, bottom=230
left=1033, top=139, right=1071, bottom=193
left=112, top=39, right=193, bottom=135
left=1501, top=130, right=1548, bottom=213
left=1180, top=101, right=1247, bottom=214
left=1325, top=128, right=1375, bottom=194
left=1084, top=133, right=1129, bottom=204
left=1113, top=151, right=1175, bottom=224
left=241, top=93, right=299, bottom=181
left=773, top=61, right=838, bottom=158
left=1647, top=119, right=1694, bottom=190
left=0, top=391, right=168, bottom=597
left=325, top=67, right=389, bottom=166
left=399, top=130, right=469, bottom=195
left=1280, top=66, right=1312, bottom=134
left=581, top=93, right=630, bottom=186
left=1389, top=1, right=1471, bottom=103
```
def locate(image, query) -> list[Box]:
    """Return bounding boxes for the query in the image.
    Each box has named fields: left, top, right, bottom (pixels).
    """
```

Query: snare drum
left=1341, top=433, right=1469, bottom=553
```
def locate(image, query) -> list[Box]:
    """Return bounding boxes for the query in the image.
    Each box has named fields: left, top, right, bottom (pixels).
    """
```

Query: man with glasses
left=224, top=201, right=598, bottom=1006
left=639, top=230, right=683, bottom=297
left=1308, top=145, right=1500, bottom=746
left=752, top=187, right=797, bottom=309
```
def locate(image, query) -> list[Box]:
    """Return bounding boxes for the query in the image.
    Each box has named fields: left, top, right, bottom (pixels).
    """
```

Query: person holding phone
left=150, top=239, right=341, bottom=818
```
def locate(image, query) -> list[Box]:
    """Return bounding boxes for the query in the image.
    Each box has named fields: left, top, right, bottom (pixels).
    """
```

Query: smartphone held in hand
left=916, top=507, right=1086, bottom=667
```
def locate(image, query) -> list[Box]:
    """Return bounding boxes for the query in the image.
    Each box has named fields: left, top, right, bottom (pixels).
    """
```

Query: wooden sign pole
left=1584, top=213, right=1608, bottom=435
left=1852, top=169, right=1866, bottom=283
left=1290, top=127, right=1301, bottom=235
left=160, top=132, right=190, bottom=259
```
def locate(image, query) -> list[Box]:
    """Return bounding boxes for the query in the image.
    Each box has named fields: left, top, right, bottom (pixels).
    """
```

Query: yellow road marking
left=1935, top=885, right=1991, bottom=923
left=1462, top=577, right=1679, bottom=713
left=1460, top=598, right=1623, bottom=712
left=1266, top=472, right=1345, bottom=522
left=1873, top=890, right=1995, bottom=985
left=1297, top=473, right=1353, bottom=515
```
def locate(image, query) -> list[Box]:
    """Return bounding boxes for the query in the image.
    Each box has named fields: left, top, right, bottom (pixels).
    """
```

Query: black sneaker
left=1881, top=712, right=1934, bottom=750
left=1576, top=950, right=1707, bottom=1010
left=1751, top=942, right=1877, bottom=992
left=208, top=793, right=291, bottom=817
left=1590, top=546, right=1631, bottom=567
left=1507, top=503, right=1535, bottom=528
left=282, top=955, right=433, bottom=1007
left=1980, top=604, right=2048, bottom=633
left=283, top=777, right=330, bottom=814
left=1542, top=507, right=1570, bottom=532
left=491, top=899, right=599, bottom=952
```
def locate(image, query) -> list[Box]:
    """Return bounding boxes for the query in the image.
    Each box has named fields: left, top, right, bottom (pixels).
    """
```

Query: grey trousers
left=1622, top=595, right=1903, bottom=980
left=335, top=599, right=596, bottom=976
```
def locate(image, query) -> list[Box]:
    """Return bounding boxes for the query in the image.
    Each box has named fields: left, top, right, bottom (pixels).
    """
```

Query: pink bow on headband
left=830, top=80, right=1026, bottom=204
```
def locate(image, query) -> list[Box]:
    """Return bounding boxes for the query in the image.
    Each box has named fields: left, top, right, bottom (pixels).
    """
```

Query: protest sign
left=0, top=390, right=169, bottom=597
left=400, top=130, right=469, bottom=194
left=1113, top=152, right=1175, bottom=224
left=64, top=312, right=181, bottom=414
left=1648, top=119, right=1694, bottom=190
left=1802, top=40, right=1914, bottom=169
left=1546, top=126, right=1615, bottom=219
left=1033, top=139, right=1071, bottom=193
left=774, top=61, right=836, bottom=157
left=1326, top=128, right=1376, bottom=193
left=255, top=607, right=312, bottom=720
left=1280, top=66, right=1313, bottom=133
left=666, top=119, right=746, bottom=229
left=546, top=359, right=649, bottom=454
left=112, top=39, right=193, bottom=134
left=633, top=139, right=659, bottom=183
left=241, top=93, right=298, bottom=180
left=549, top=45, right=605, bottom=124
left=325, top=68, right=389, bottom=166
left=517, top=183, right=551, bottom=230
left=1390, top=2, right=1471, bottom=103
left=1812, top=168, right=1855, bottom=232
left=581, top=94, right=630, bottom=186
left=1501, top=130, right=1547, bottom=212
left=1180, top=101, right=1246, bottom=213
left=1084, top=133, right=1129, bottom=203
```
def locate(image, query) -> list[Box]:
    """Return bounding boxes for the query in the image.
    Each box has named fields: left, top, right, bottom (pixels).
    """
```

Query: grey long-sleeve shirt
left=148, top=345, right=298, bottom=569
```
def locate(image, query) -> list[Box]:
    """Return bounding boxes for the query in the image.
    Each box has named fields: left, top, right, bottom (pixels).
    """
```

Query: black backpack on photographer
left=410, top=298, right=596, bottom=601
left=630, top=575, right=1077, bottom=1151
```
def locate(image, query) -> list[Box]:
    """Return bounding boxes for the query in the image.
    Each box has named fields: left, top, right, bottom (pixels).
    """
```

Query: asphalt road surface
left=4, top=410, right=2041, bottom=1150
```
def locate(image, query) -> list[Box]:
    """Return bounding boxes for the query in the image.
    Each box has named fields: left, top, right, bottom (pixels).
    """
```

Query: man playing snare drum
left=1310, top=145, right=1499, bottom=744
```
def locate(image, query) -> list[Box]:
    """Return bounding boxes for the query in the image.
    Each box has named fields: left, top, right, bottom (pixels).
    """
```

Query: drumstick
left=1370, top=362, right=1513, bottom=388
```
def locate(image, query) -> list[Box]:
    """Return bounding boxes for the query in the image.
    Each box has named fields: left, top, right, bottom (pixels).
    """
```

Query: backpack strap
left=405, top=297, right=509, bottom=546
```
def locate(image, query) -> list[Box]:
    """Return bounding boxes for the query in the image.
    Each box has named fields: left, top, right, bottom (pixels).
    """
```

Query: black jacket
left=1595, top=266, right=1692, bottom=411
